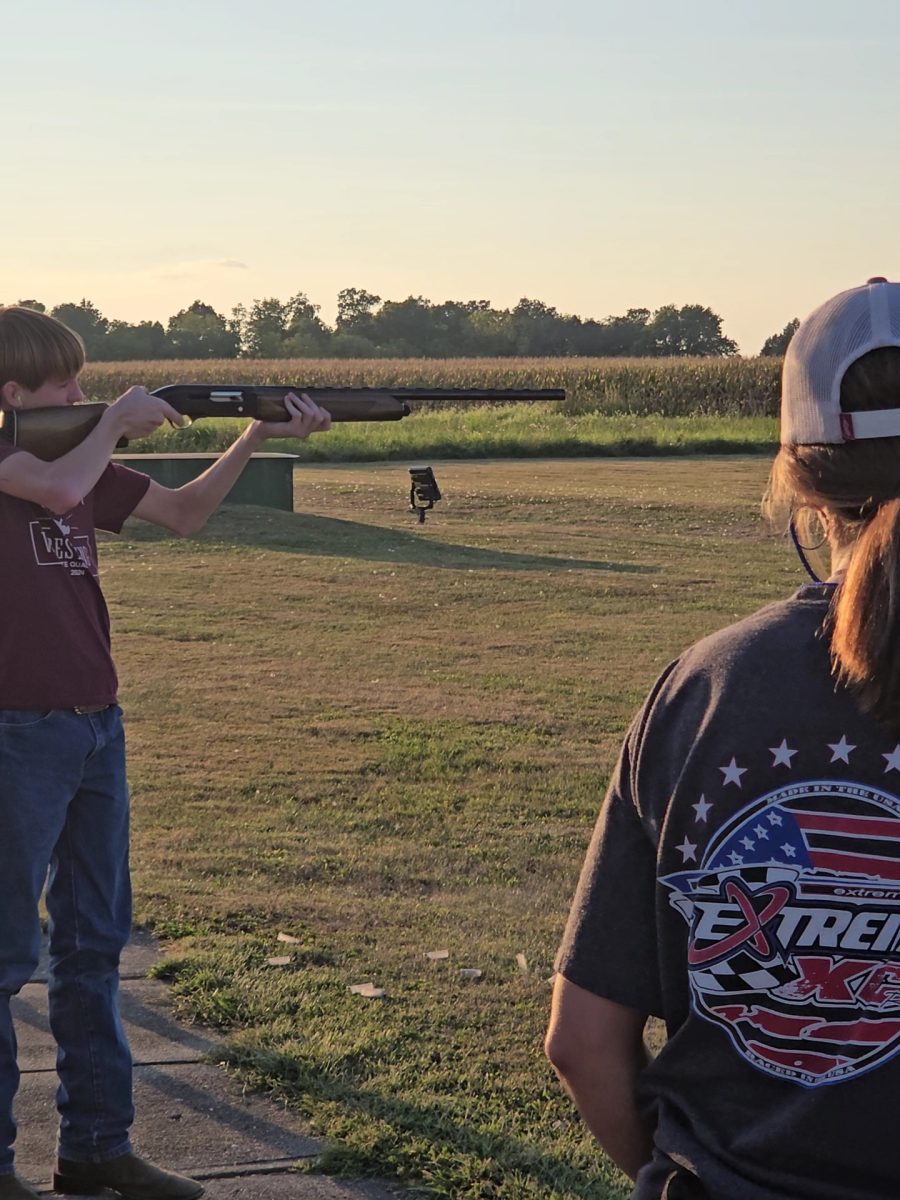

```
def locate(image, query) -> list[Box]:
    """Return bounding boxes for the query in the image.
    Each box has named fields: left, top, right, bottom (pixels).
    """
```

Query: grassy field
left=128, top=407, right=778, bottom=460
left=106, top=455, right=799, bottom=1199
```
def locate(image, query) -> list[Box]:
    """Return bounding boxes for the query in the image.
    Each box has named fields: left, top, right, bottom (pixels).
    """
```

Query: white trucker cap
left=781, top=277, right=900, bottom=444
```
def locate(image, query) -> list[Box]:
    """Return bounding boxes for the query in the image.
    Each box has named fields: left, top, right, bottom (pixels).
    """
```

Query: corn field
left=81, top=356, right=782, bottom=419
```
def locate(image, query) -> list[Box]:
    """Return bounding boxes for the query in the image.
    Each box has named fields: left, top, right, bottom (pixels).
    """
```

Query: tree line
left=10, top=293, right=801, bottom=360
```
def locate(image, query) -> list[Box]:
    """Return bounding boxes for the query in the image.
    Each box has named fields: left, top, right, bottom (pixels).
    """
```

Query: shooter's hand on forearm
left=247, top=391, right=332, bottom=445
left=130, top=391, right=330, bottom=536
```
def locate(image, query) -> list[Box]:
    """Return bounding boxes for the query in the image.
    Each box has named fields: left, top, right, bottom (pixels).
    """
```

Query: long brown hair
left=764, top=347, right=900, bottom=728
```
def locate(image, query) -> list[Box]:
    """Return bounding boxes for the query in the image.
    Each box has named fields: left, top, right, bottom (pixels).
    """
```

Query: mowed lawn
left=102, top=456, right=799, bottom=1199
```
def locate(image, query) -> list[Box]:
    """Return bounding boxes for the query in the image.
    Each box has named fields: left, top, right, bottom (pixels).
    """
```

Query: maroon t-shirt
left=0, top=444, right=151, bottom=708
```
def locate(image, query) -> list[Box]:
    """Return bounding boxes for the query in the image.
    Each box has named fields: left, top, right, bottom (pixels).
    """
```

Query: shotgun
left=0, top=384, right=566, bottom=462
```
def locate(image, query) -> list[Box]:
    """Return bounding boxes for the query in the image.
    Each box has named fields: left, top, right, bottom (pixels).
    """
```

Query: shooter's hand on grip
left=104, top=386, right=187, bottom=442
left=0, top=384, right=188, bottom=515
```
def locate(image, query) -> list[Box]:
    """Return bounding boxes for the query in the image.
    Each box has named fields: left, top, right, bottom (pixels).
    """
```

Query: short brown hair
left=0, top=306, right=85, bottom=392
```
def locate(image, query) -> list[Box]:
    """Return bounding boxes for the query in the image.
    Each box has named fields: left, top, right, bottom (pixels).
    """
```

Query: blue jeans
left=0, top=706, right=134, bottom=1173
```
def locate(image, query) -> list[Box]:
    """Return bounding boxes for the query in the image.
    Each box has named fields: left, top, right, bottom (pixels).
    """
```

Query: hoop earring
left=789, top=520, right=824, bottom=583
left=790, top=505, right=828, bottom=551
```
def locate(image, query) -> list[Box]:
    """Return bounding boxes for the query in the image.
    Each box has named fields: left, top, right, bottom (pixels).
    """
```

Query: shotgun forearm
left=0, top=384, right=565, bottom=461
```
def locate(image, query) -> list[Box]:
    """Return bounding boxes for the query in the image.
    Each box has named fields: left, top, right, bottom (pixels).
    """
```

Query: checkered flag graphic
left=691, top=950, right=799, bottom=995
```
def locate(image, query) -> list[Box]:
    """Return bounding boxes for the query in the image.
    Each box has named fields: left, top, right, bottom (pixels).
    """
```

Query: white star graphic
left=884, top=745, right=900, bottom=773
left=828, top=735, right=856, bottom=764
left=753, top=824, right=769, bottom=840
left=728, top=851, right=744, bottom=865
left=720, top=758, right=747, bottom=788
left=676, top=836, right=697, bottom=863
left=740, top=836, right=755, bottom=850
left=780, top=843, right=797, bottom=858
left=767, top=811, right=783, bottom=826
left=692, top=795, right=712, bottom=823
left=769, top=739, right=797, bottom=768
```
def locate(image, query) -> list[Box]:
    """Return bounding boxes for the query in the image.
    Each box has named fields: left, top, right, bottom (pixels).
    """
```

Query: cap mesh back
left=781, top=282, right=900, bottom=444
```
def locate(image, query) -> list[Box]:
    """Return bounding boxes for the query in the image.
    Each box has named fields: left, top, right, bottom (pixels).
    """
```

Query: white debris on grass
left=349, top=982, right=386, bottom=998
left=265, top=956, right=292, bottom=967
left=277, top=932, right=301, bottom=944
left=425, top=949, right=450, bottom=960
left=516, top=953, right=528, bottom=973
left=458, top=968, right=483, bottom=980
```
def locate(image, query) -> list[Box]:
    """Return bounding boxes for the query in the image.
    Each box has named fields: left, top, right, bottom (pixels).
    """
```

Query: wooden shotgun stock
left=0, top=384, right=565, bottom=461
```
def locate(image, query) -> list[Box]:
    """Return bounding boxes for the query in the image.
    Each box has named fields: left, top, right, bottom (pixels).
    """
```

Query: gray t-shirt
left=557, top=585, right=900, bottom=1200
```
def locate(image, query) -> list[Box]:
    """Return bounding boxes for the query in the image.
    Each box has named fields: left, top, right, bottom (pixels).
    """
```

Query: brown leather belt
left=72, top=704, right=111, bottom=715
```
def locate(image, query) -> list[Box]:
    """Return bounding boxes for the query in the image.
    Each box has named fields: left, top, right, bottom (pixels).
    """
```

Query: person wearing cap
left=545, top=278, right=900, bottom=1200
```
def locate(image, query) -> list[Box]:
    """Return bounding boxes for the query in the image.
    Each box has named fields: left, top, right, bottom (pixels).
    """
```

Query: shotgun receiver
left=0, top=384, right=566, bottom=462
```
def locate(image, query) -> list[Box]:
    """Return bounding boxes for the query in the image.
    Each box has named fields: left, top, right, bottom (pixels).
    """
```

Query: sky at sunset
left=4, top=0, right=900, bottom=354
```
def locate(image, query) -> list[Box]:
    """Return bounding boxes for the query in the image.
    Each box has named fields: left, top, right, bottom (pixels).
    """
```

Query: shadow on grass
left=271, top=437, right=777, bottom=462
left=224, top=1046, right=624, bottom=1200
left=126, top=508, right=658, bottom=575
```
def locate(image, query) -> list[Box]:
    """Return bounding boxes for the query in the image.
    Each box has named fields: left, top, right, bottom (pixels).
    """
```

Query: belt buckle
left=73, top=704, right=108, bottom=715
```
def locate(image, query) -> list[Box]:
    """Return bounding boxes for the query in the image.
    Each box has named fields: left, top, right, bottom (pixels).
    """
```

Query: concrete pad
left=31, top=928, right=161, bottom=984
left=16, top=931, right=402, bottom=1199
left=12, top=978, right=218, bottom=1072
left=196, top=1174, right=401, bottom=1197
left=28, top=1171, right=401, bottom=1197
left=14, top=1061, right=322, bottom=1187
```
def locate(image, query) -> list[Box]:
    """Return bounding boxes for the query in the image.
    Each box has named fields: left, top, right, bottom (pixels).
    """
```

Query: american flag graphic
left=705, top=784, right=900, bottom=882
left=662, top=776, right=900, bottom=1087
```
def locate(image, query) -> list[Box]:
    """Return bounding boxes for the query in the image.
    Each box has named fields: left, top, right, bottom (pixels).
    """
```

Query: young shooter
left=0, top=305, right=332, bottom=1200
left=546, top=279, right=900, bottom=1200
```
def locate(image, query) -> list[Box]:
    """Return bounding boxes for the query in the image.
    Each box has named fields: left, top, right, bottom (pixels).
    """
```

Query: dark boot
left=53, top=1151, right=203, bottom=1198
left=0, top=1177, right=41, bottom=1199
